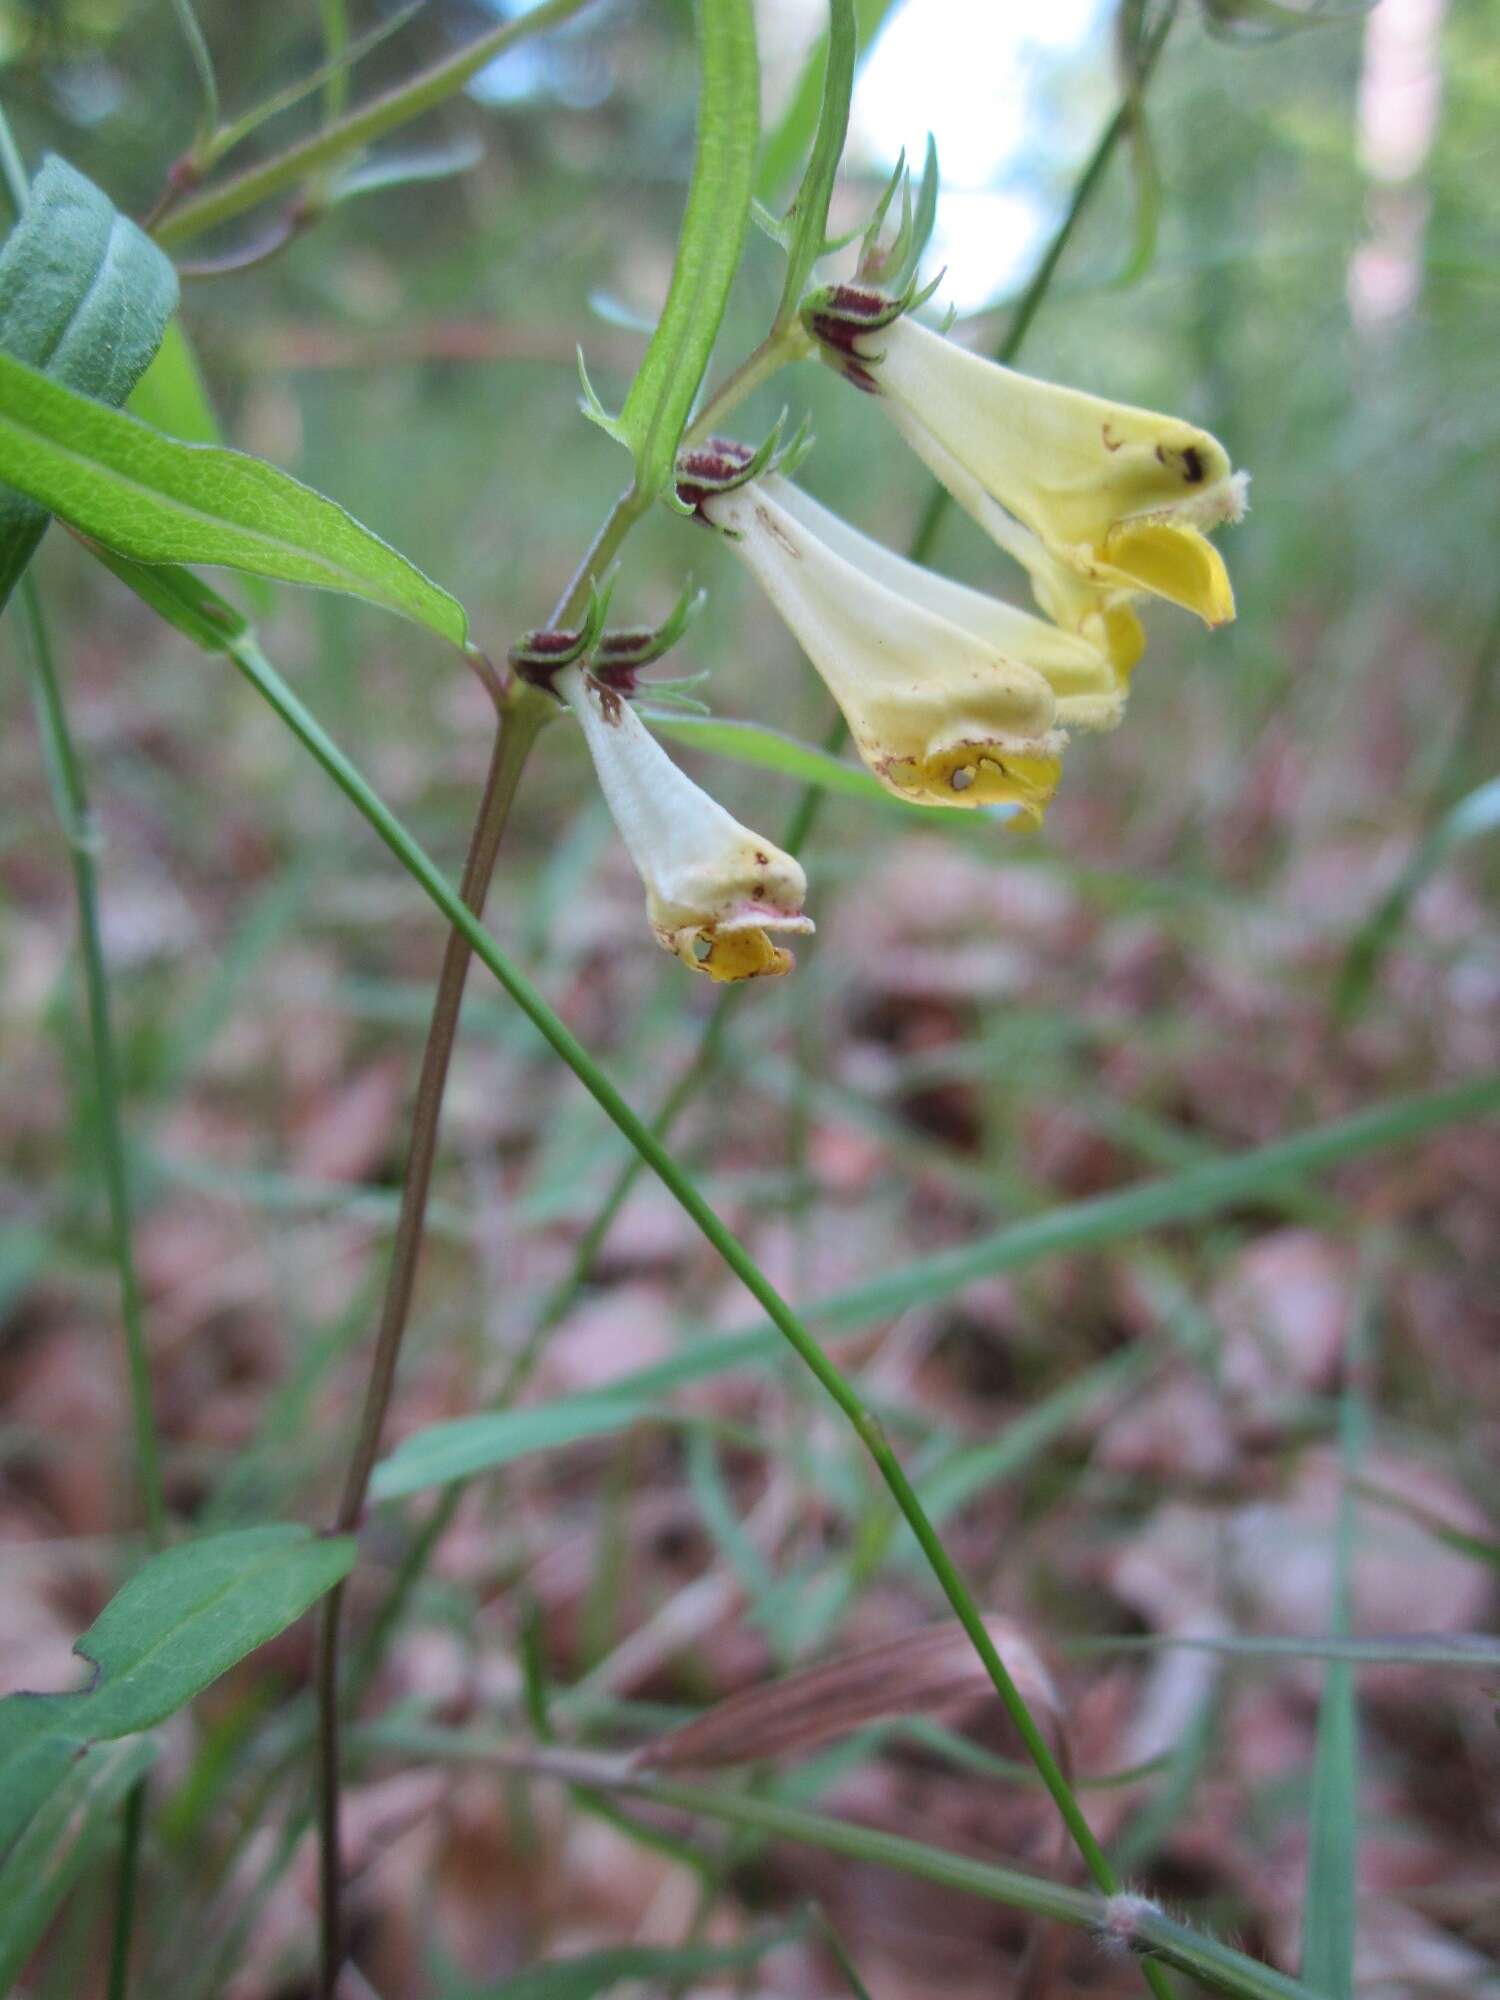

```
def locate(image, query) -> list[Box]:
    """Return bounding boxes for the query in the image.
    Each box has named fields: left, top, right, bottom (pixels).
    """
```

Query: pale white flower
left=835, top=309, right=1246, bottom=628
left=704, top=477, right=1065, bottom=819
left=561, top=665, right=811, bottom=981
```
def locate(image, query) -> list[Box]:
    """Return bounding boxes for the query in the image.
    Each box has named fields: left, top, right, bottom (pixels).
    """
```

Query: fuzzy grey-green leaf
left=0, top=154, right=179, bottom=610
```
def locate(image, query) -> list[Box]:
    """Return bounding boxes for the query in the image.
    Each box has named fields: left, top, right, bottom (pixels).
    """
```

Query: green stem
left=685, top=322, right=814, bottom=446
left=319, top=0, right=352, bottom=130
left=170, top=0, right=220, bottom=142
left=353, top=1725, right=1326, bottom=2000
left=16, top=581, right=166, bottom=1543
left=153, top=0, right=600, bottom=248
left=305, top=35, right=1194, bottom=1961
left=105, top=1780, right=147, bottom=2000
left=16, top=578, right=163, bottom=2000
left=223, top=640, right=1125, bottom=1936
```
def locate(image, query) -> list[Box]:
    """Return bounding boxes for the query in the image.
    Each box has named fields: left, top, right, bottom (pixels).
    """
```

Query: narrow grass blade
left=806, top=1075, right=1500, bottom=1331
left=445, top=1921, right=809, bottom=2000
left=1300, top=1359, right=1366, bottom=1997
left=1336, top=774, right=1500, bottom=1023
left=363, top=1724, right=1330, bottom=2000
left=370, top=1398, right=655, bottom=1502
left=0, top=1737, right=156, bottom=1989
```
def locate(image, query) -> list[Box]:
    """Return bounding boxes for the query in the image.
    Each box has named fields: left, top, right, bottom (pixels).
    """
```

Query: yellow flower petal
left=1100, top=603, right=1147, bottom=679
left=669, top=924, right=798, bottom=981
left=881, top=746, right=1062, bottom=823
left=1098, top=521, right=1236, bottom=627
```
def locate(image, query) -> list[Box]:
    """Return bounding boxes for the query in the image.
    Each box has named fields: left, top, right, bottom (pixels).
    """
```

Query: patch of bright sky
left=849, top=0, right=1108, bottom=312
left=469, top=0, right=1110, bottom=309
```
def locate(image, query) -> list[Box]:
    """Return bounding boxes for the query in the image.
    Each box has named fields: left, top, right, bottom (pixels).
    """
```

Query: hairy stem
left=351, top=1725, right=1323, bottom=2000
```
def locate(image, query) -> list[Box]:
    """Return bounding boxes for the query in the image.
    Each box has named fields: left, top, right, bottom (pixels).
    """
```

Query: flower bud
left=561, top=666, right=812, bottom=982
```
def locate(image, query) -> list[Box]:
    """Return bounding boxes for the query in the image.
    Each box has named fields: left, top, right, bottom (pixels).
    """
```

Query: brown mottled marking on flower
left=755, top=850, right=769, bottom=864
left=1102, top=423, right=1123, bottom=452
left=1182, top=444, right=1205, bottom=483
left=755, top=505, right=802, bottom=561
left=592, top=681, right=624, bottom=726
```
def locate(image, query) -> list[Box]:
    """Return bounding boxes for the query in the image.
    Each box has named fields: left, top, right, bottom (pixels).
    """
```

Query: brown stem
left=314, top=691, right=546, bottom=1998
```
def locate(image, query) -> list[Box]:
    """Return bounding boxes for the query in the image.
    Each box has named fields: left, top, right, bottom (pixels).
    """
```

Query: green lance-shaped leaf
left=756, top=0, right=901, bottom=203
left=585, top=0, right=758, bottom=505
left=771, top=0, right=857, bottom=324
left=0, top=1526, right=355, bottom=1852
left=0, top=153, right=179, bottom=612
left=0, top=346, right=468, bottom=644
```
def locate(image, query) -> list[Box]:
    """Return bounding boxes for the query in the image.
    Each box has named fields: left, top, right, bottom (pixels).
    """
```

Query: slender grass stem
left=16, top=582, right=166, bottom=1540
left=169, top=0, right=220, bottom=143
left=319, top=35, right=1193, bottom=1991
left=152, top=0, right=600, bottom=248
left=227, top=641, right=1149, bottom=1975
left=16, top=580, right=164, bottom=2000
left=350, top=1725, right=1326, bottom=2000
left=105, top=1782, right=148, bottom=2000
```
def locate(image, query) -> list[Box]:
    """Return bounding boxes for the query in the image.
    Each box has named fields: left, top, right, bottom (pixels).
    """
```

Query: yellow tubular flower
left=764, top=475, right=1124, bottom=731
left=704, top=479, right=1064, bottom=819
left=561, top=664, right=812, bottom=981
left=881, top=407, right=1148, bottom=678
left=864, top=314, right=1247, bottom=627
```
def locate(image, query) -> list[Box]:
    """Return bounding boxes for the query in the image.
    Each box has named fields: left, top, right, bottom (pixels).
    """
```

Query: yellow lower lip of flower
left=878, top=744, right=1063, bottom=821
left=1098, top=521, right=1235, bottom=627
left=662, top=922, right=802, bottom=982
left=1100, top=603, right=1147, bottom=679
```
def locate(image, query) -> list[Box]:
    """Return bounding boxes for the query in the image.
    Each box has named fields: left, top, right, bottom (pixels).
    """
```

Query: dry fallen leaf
left=632, top=1615, right=1061, bottom=1772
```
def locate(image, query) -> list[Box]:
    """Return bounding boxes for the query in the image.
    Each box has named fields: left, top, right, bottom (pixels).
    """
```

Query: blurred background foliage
left=1, top=1, right=1499, bottom=1995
